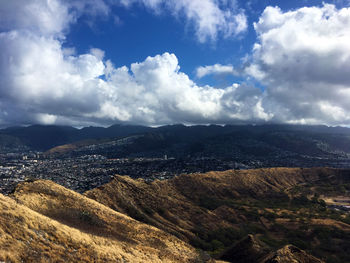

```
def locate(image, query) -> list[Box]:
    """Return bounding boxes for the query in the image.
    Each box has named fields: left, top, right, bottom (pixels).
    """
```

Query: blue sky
left=1, top=0, right=350, bottom=127
left=66, top=0, right=346, bottom=80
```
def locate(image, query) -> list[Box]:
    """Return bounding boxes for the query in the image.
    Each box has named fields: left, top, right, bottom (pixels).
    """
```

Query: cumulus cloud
left=196, top=64, right=238, bottom=78
left=94, top=53, right=267, bottom=125
left=0, top=31, right=105, bottom=125
left=0, top=0, right=263, bottom=127
left=0, top=0, right=107, bottom=126
left=3, top=1, right=350, bottom=127
left=246, top=4, right=350, bottom=125
left=0, top=0, right=111, bottom=36
left=0, top=0, right=72, bottom=36
left=119, top=0, right=247, bottom=42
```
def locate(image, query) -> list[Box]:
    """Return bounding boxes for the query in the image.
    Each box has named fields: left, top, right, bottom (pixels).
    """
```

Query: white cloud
left=0, top=0, right=106, bottom=126
left=119, top=0, right=247, bottom=42
left=196, top=64, right=238, bottom=78
left=0, top=0, right=72, bottom=36
left=246, top=4, right=350, bottom=125
left=0, top=0, right=264, bottom=127
left=0, top=31, right=268, bottom=126
left=0, top=0, right=111, bottom=36
left=0, top=30, right=105, bottom=123
left=5, top=1, right=350, bottom=127
left=36, top=113, right=58, bottom=125
left=97, top=53, right=267, bottom=125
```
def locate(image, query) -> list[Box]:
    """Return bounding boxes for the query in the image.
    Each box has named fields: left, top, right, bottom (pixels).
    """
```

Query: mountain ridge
left=85, top=167, right=350, bottom=262
left=1, top=179, right=202, bottom=262
left=3, top=123, right=350, bottom=153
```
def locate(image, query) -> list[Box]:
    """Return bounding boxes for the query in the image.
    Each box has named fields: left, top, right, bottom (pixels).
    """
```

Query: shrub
left=210, top=239, right=224, bottom=251
left=291, top=195, right=310, bottom=206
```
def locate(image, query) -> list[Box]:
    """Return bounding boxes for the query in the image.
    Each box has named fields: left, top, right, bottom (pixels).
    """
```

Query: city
left=2, top=148, right=350, bottom=195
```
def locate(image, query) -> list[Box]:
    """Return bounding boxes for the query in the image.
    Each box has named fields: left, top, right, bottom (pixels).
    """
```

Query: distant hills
left=0, top=124, right=153, bottom=151
left=2, top=123, right=350, bottom=167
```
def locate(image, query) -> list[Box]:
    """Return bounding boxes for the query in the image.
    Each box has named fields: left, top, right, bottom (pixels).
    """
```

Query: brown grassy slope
left=170, top=167, right=331, bottom=199
left=219, top=234, right=270, bottom=262
left=2, top=180, right=201, bottom=263
left=86, top=174, right=230, bottom=242
left=85, top=168, right=339, bottom=240
left=218, top=234, right=325, bottom=263
left=262, top=245, right=324, bottom=263
left=45, top=139, right=108, bottom=155
left=44, top=143, right=78, bottom=154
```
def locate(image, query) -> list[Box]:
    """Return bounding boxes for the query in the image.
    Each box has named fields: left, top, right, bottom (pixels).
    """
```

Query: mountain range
left=2, top=124, right=350, bottom=167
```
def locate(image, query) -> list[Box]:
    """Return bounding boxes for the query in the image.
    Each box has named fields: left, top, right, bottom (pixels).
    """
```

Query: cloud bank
left=1, top=1, right=350, bottom=127
left=0, top=0, right=259, bottom=127
left=247, top=4, right=350, bottom=125
left=199, top=3, right=350, bottom=125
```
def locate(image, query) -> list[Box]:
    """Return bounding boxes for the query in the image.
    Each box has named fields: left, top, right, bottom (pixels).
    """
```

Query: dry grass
left=310, top=219, right=350, bottom=231
left=84, top=167, right=350, bottom=262
left=85, top=168, right=339, bottom=241
left=322, top=196, right=350, bottom=206
left=0, top=180, right=200, bottom=262
left=262, top=245, right=324, bottom=263
left=45, top=143, right=77, bottom=154
left=2, top=167, right=346, bottom=262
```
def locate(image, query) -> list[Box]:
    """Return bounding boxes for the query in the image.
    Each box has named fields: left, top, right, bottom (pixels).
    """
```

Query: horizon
left=1, top=1, right=350, bottom=127
left=1, top=122, right=350, bottom=131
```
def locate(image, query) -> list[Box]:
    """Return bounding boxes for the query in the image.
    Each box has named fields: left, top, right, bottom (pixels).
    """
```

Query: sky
left=1, top=0, right=350, bottom=127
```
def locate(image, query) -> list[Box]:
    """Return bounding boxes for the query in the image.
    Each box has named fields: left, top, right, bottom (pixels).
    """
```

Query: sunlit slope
left=85, top=168, right=336, bottom=238
left=1, top=180, right=200, bottom=263
left=262, top=245, right=324, bottom=263
left=86, top=167, right=349, bottom=262
left=2, top=167, right=347, bottom=262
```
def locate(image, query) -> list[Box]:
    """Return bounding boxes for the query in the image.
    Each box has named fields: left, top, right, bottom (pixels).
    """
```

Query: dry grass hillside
left=86, top=167, right=350, bottom=262
left=85, top=168, right=338, bottom=239
left=0, top=180, right=203, bottom=263
left=1, top=167, right=348, bottom=262
left=218, top=234, right=324, bottom=263
left=262, top=245, right=324, bottom=263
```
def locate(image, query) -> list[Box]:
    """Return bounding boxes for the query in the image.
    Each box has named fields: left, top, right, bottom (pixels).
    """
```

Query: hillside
left=3, top=124, right=350, bottom=168
left=86, top=167, right=350, bottom=262
left=43, top=124, right=350, bottom=169
left=218, top=235, right=324, bottom=263
left=49, top=124, right=350, bottom=159
left=0, top=124, right=152, bottom=151
left=0, top=180, right=202, bottom=262
left=0, top=174, right=328, bottom=262
left=1, top=167, right=349, bottom=262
